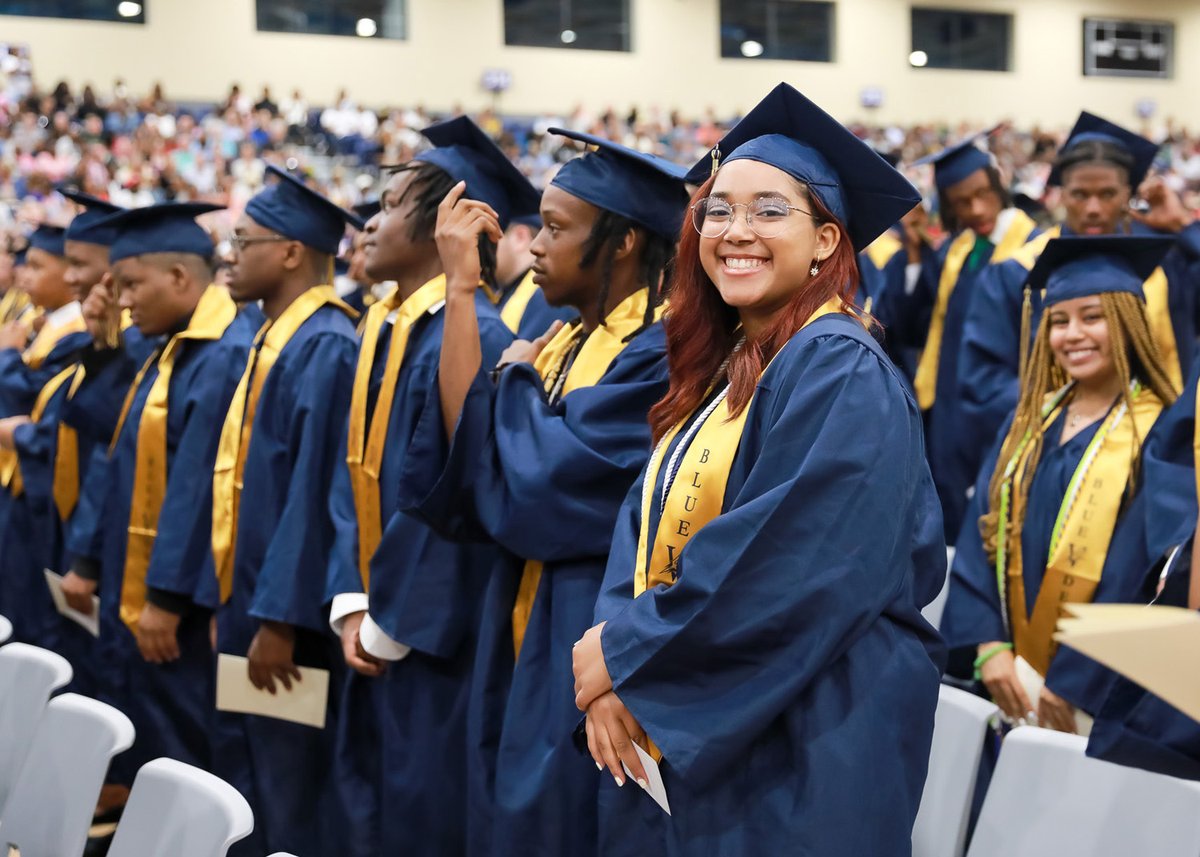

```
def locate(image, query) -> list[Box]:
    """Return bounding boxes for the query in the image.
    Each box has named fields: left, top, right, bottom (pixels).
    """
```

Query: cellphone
left=1129, top=198, right=1151, bottom=214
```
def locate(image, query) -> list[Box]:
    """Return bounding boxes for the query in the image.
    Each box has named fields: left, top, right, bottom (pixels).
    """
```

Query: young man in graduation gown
left=55, top=202, right=250, bottom=786
left=0, top=242, right=32, bottom=324
left=959, top=111, right=1200, bottom=471
left=324, top=116, right=525, bottom=857
left=398, top=131, right=687, bottom=857
left=208, top=165, right=360, bottom=857
left=490, top=212, right=574, bottom=340
left=875, top=134, right=1041, bottom=542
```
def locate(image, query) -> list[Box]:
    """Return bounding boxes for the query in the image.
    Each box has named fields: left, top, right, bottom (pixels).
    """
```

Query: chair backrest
left=0, top=615, right=12, bottom=644
left=913, top=684, right=998, bottom=857
left=921, top=547, right=953, bottom=629
left=0, top=643, right=72, bottom=814
left=967, top=726, right=1200, bottom=857
left=107, top=758, right=254, bottom=857
left=0, top=693, right=134, bottom=857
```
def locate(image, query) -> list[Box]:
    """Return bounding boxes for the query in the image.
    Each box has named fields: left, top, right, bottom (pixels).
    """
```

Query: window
left=0, top=0, right=145, bottom=24
left=504, top=0, right=630, bottom=52
left=255, top=0, right=405, bottom=40
left=720, top=0, right=834, bottom=62
left=1083, top=18, right=1172, bottom=79
left=911, top=7, right=1011, bottom=72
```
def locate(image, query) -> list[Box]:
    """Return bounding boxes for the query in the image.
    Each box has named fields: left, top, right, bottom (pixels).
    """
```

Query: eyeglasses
left=229, top=234, right=291, bottom=253
left=691, top=197, right=815, bottom=239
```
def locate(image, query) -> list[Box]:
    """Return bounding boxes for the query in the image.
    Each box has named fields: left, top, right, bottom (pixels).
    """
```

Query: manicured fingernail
left=636, top=778, right=648, bottom=790
left=614, top=775, right=625, bottom=787
left=596, top=762, right=604, bottom=771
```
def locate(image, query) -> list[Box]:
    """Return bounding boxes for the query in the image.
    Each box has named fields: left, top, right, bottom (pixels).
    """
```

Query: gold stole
left=499, top=270, right=541, bottom=335
left=346, top=275, right=446, bottom=590
left=0, top=365, right=78, bottom=497
left=23, top=311, right=86, bottom=369
left=117, top=286, right=237, bottom=630
left=864, top=231, right=902, bottom=271
left=997, top=384, right=1163, bottom=675
left=51, top=367, right=87, bottom=521
left=913, top=210, right=1037, bottom=410
left=0, top=289, right=31, bottom=325
left=510, top=288, right=662, bottom=659
left=212, top=286, right=354, bottom=604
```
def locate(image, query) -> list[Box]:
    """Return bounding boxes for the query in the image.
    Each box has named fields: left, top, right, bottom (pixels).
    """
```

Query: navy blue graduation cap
left=12, top=248, right=26, bottom=267
left=914, top=133, right=995, bottom=191
left=28, top=224, right=66, bottom=257
left=413, top=116, right=541, bottom=230
left=60, top=188, right=124, bottom=247
left=1047, top=111, right=1159, bottom=189
left=1026, top=235, right=1175, bottom=306
left=549, top=128, right=689, bottom=240
left=246, top=165, right=361, bottom=256
left=687, top=83, right=921, bottom=251
left=511, top=211, right=542, bottom=230
left=103, top=202, right=224, bottom=264
left=353, top=199, right=381, bottom=223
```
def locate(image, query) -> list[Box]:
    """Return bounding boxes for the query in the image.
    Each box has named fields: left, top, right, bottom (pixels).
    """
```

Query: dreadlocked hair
left=938, top=165, right=1012, bottom=235
left=389, top=161, right=499, bottom=293
left=1054, top=138, right=1136, bottom=188
left=980, top=290, right=1178, bottom=563
left=648, top=174, right=863, bottom=442
left=579, top=209, right=675, bottom=341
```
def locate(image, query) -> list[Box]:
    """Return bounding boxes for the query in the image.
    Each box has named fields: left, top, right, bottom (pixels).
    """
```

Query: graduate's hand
left=585, top=691, right=648, bottom=790
left=135, top=602, right=182, bottom=664
left=340, top=610, right=386, bottom=678
left=0, top=415, right=31, bottom=450
left=977, top=644, right=1034, bottom=723
left=0, top=321, right=29, bottom=351
left=247, top=620, right=302, bottom=694
left=1131, top=176, right=1195, bottom=234
left=900, top=206, right=929, bottom=262
left=436, top=180, right=503, bottom=296
left=498, top=320, right=564, bottom=367
left=83, top=275, right=116, bottom=347
left=210, top=614, right=218, bottom=652
left=1037, top=686, right=1076, bottom=734
left=60, top=571, right=97, bottom=616
left=572, top=621, right=612, bottom=711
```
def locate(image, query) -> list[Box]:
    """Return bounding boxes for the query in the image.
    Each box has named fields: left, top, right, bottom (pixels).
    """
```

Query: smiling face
left=697, top=159, right=841, bottom=327
left=24, top=247, right=74, bottom=311
left=1047, top=295, right=1116, bottom=385
left=63, top=240, right=110, bottom=303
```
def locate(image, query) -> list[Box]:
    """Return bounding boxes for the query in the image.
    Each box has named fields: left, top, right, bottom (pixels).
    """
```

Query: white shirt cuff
left=329, top=592, right=369, bottom=636
left=360, top=612, right=412, bottom=662
left=904, top=263, right=921, bottom=295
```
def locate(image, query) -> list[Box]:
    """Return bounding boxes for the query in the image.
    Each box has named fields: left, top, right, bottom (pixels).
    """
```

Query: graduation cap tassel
left=710, top=145, right=721, bottom=178
left=1017, top=285, right=1033, bottom=386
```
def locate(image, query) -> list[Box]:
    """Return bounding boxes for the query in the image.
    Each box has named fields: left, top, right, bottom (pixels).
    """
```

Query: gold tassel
left=1018, top=286, right=1033, bottom=387
left=710, top=145, right=721, bottom=177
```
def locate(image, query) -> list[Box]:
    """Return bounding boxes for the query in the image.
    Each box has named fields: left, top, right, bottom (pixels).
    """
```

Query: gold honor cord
left=863, top=231, right=902, bottom=272
left=510, top=288, right=663, bottom=661
left=498, top=270, right=541, bottom=335
left=51, top=366, right=87, bottom=521
left=0, top=289, right=31, bottom=325
left=0, top=365, right=78, bottom=498
left=346, top=275, right=446, bottom=590
left=997, top=384, right=1163, bottom=676
left=119, top=286, right=238, bottom=631
left=212, top=286, right=355, bottom=604
left=913, top=210, right=1037, bottom=411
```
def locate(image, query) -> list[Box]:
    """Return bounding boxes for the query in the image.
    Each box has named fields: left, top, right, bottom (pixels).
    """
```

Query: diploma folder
left=1055, top=603, right=1200, bottom=725
left=44, top=569, right=100, bottom=638
left=215, top=653, right=329, bottom=729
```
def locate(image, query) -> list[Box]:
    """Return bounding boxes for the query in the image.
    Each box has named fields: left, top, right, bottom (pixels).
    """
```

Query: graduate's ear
left=812, top=221, right=842, bottom=263
left=612, top=225, right=640, bottom=263
left=280, top=239, right=306, bottom=272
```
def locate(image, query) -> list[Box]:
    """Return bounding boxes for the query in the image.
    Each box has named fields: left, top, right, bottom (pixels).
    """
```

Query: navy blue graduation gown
left=858, top=244, right=918, bottom=388
left=942, top=408, right=1155, bottom=714
left=213, top=304, right=358, bottom=857
left=0, top=330, right=91, bottom=418
left=398, top=321, right=670, bottom=857
left=496, top=275, right=576, bottom=342
left=326, top=294, right=514, bottom=857
left=593, top=314, right=945, bottom=856
left=1136, top=357, right=1200, bottom=562
left=959, top=223, right=1200, bottom=476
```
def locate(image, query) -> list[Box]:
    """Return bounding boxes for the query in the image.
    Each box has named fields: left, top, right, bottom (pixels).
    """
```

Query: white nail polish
left=637, top=777, right=648, bottom=790
left=615, top=775, right=625, bottom=787
left=596, top=762, right=604, bottom=771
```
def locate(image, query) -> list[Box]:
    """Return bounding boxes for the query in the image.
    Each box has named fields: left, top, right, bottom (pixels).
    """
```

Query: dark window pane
left=0, top=0, right=145, bottom=24
left=504, top=0, right=630, bottom=52
left=1083, top=18, right=1172, bottom=79
left=256, top=0, right=405, bottom=40
left=911, top=8, right=1011, bottom=71
left=720, top=0, right=834, bottom=62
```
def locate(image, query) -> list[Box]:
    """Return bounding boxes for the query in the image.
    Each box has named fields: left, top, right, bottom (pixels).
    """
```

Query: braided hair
left=1054, top=138, right=1136, bottom=189
left=578, top=210, right=675, bottom=341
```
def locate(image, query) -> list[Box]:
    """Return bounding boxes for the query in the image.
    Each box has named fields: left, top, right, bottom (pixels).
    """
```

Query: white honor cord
left=658, top=384, right=730, bottom=513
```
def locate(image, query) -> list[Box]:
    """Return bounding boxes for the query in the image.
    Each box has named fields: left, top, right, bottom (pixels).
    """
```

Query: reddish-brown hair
left=648, top=174, right=860, bottom=441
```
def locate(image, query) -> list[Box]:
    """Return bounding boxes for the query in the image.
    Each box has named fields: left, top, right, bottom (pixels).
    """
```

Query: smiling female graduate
left=569, top=82, right=946, bottom=856
left=398, top=131, right=688, bottom=856
left=943, top=235, right=1179, bottom=734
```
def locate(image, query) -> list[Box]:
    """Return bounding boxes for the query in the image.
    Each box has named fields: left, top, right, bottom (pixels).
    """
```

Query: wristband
left=973, top=642, right=1013, bottom=681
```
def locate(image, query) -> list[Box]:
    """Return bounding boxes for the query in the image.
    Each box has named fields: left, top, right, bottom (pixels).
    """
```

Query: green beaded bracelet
left=973, top=642, right=1014, bottom=681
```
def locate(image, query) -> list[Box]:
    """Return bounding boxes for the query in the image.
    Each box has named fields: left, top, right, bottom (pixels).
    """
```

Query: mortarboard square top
left=100, top=202, right=224, bottom=264
left=28, top=224, right=67, bottom=257
left=687, top=83, right=921, bottom=251
left=1047, top=111, right=1158, bottom=189
left=59, top=188, right=124, bottom=247
left=913, top=133, right=995, bottom=192
left=1025, top=235, right=1175, bottom=306
left=549, top=128, right=690, bottom=241
left=246, top=165, right=362, bottom=256
left=412, top=116, right=541, bottom=230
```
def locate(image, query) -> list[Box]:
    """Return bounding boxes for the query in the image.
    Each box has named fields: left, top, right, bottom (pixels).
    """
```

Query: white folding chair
left=0, top=693, right=134, bottom=857
left=913, top=684, right=998, bottom=857
left=0, top=615, right=12, bottom=644
left=0, top=643, right=72, bottom=814
left=106, top=758, right=254, bottom=857
left=967, top=725, right=1200, bottom=857
left=921, top=546, right=953, bottom=629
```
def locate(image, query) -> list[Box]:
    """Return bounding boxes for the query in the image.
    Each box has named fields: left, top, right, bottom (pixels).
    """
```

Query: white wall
left=3, top=0, right=1198, bottom=127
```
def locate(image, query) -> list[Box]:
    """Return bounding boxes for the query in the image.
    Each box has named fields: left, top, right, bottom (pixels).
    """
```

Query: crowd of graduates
left=0, top=75, right=1198, bottom=856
